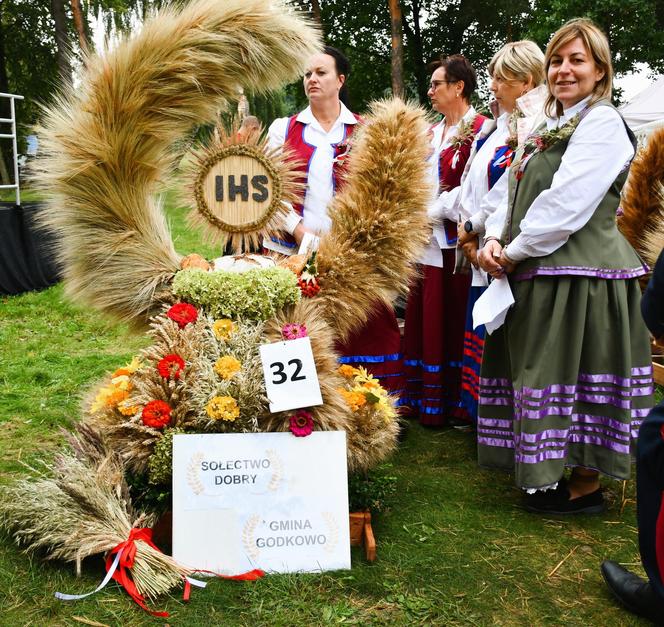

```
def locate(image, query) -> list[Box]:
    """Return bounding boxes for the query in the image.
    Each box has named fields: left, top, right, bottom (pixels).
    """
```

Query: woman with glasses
left=402, top=54, right=486, bottom=427
left=434, top=41, right=546, bottom=428
left=266, top=46, right=406, bottom=397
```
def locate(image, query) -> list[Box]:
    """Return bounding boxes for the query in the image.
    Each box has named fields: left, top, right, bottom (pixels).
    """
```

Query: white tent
left=619, top=76, right=664, bottom=135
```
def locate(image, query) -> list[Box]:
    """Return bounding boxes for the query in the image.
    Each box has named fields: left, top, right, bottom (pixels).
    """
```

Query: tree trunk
left=402, top=0, right=428, bottom=104
left=310, top=0, right=322, bottom=27
left=387, top=0, right=404, bottom=98
left=50, top=0, right=72, bottom=86
left=0, top=3, right=11, bottom=185
left=70, top=0, right=89, bottom=55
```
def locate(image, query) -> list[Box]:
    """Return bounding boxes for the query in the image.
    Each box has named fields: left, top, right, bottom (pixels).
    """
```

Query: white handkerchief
left=472, top=278, right=515, bottom=334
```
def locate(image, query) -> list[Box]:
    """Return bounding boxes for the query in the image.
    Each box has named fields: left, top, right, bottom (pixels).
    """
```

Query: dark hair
left=323, top=45, right=351, bottom=108
left=428, top=54, right=477, bottom=102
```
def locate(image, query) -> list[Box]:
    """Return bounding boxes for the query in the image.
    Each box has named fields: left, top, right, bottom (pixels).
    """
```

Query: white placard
left=172, top=432, right=350, bottom=574
left=259, top=337, right=323, bottom=412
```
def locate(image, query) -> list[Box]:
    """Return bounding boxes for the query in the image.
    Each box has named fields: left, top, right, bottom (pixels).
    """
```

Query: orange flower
left=338, top=365, right=357, bottom=379
left=340, top=389, right=367, bottom=412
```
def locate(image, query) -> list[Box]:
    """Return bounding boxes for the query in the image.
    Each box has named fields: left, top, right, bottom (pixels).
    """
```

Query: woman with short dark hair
left=402, top=54, right=486, bottom=426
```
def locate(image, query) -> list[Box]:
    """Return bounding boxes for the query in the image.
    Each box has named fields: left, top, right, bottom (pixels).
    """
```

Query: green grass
left=0, top=195, right=652, bottom=626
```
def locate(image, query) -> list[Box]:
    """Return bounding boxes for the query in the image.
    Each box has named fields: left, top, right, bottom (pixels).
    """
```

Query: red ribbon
left=106, top=527, right=169, bottom=617
left=106, top=527, right=265, bottom=616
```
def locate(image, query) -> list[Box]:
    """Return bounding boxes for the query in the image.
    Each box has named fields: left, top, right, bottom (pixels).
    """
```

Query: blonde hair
left=544, top=18, right=613, bottom=117
left=489, top=40, right=545, bottom=87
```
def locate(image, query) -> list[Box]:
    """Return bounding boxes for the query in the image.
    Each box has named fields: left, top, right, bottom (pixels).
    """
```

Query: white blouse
left=267, top=103, right=359, bottom=238
left=419, top=106, right=477, bottom=267
left=501, top=96, right=634, bottom=262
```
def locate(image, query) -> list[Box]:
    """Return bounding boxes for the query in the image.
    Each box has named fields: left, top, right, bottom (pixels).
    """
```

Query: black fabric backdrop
left=0, top=202, right=61, bottom=295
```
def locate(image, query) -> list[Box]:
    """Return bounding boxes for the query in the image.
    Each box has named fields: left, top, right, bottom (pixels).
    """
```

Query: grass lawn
left=0, top=192, right=651, bottom=626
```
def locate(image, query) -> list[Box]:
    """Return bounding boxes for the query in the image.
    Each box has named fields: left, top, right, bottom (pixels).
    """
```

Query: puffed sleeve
left=266, top=116, right=289, bottom=151
left=266, top=116, right=300, bottom=234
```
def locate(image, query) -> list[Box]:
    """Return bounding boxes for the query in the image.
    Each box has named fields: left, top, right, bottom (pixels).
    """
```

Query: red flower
left=167, top=303, right=198, bottom=328
left=141, top=400, right=172, bottom=429
left=289, top=410, right=314, bottom=437
left=158, top=354, right=185, bottom=380
left=298, top=277, right=320, bottom=298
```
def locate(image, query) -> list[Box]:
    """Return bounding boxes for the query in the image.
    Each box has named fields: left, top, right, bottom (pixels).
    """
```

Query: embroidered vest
left=505, top=100, right=646, bottom=281
left=438, top=114, right=486, bottom=243
left=277, top=114, right=360, bottom=250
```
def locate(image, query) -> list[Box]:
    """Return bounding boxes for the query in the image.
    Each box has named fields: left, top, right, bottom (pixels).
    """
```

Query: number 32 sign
left=259, top=337, right=324, bottom=413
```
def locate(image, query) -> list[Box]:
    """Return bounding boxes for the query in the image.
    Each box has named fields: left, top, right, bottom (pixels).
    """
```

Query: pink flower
left=282, top=323, right=308, bottom=340
left=289, top=410, right=314, bottom=437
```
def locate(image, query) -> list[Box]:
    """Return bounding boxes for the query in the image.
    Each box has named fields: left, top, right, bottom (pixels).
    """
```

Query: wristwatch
left=463, top=220, right=474, bottom=234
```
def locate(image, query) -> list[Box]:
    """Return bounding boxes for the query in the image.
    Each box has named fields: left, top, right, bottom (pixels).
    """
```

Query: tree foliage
left=2, top=0, right=663, bottom=170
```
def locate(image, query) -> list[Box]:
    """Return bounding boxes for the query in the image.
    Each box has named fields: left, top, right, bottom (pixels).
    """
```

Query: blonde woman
left=445, top=40, right=546, bottom=426
left=477, top=18, right=653, bottom=514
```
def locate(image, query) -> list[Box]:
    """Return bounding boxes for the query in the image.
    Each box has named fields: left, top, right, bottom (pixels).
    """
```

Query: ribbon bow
left=56, top=526, right=265, bottom=616
left=105, top=527, right=168, bottom=616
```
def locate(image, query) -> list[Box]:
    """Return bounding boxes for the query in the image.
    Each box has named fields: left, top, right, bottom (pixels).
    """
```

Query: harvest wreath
left=0, top=0, right=432, bottom=617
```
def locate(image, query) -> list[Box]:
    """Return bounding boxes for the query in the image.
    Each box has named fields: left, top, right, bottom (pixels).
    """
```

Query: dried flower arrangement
left=1, top=0, right=432, bottom=616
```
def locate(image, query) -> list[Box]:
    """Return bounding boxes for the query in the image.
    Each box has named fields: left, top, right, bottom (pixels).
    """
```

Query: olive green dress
left=477, top=101, right=653, bottom=489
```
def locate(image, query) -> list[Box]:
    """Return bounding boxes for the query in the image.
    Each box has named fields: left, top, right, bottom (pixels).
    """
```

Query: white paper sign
left=172, top=432, right=350, bottom=574
left=472, top=277, right=515, bottom=334
left=259, top=337, right=323, bottom=412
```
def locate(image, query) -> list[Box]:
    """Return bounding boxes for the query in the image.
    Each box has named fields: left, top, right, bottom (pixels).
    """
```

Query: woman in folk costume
left=266, top=46, right=406, bottom=397
left=477, top=18, right=653, bottom=514
left=447, top=41, right=546, bottom=426
left=402, top=54, right=486, bottom=426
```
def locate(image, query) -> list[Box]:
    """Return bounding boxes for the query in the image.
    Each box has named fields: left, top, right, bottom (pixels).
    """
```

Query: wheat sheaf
left=242, top=514, right=261, bottom=561
left=186, top=452, right=205, bottom=495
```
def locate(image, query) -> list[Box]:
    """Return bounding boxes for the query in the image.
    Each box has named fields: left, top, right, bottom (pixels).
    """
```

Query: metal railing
left=0, top=92, right=24, bottom=206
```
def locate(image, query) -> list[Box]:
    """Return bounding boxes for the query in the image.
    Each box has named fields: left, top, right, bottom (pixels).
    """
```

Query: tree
left=387, top=0, right=404, bottom=98
left=50, top=0, right=72, bottom=85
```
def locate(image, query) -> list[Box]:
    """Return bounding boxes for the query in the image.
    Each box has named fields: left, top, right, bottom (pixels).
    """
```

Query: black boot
left=601, top=560, right=664, bottom=624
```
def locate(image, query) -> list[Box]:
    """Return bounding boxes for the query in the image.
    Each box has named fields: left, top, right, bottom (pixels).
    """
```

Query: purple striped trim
left=578, top=373, right=633, bottom=386
left=515, top=450, right=566, bottom=463
left=568, top=434, right=630, bottom=454
left=632, top=408, right=651, bottom=418
left=633, top=366, right=654, bottom=376
left=478, top=417, right=512, bottom=429
left=517, top=393, right=632, bottom=410
left=479, top=377, right=511, bottom=387
left=479, top=396, right=512, bottom=406
left=478, top=436, right=514, bottom=449
left=513, top=265, right=648, bottom=281
left=574, top=413, right=632, bottom=434
left=478, top=427, right=513, bottom=438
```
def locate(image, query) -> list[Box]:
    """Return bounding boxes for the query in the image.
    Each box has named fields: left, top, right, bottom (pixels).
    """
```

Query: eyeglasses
left=429, top=79, right=459, bottom=90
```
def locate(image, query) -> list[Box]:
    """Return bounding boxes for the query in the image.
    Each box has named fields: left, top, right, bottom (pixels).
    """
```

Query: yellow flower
left=90, top=383, right=129, bottom=414
left=206, top=395, right=240, bottom=421
left=111, top=374, right=132, bottom=390
left=338, top=365, right=358, bottom=379
left=213, top=319, right=235, bottom=340
left=113, top=356, right=143, bottom=378
left=214, top=355, right=241, bottom=380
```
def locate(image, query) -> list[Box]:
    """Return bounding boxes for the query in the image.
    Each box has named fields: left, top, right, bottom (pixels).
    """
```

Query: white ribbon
left=55, top=548, right=124, bottom=601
